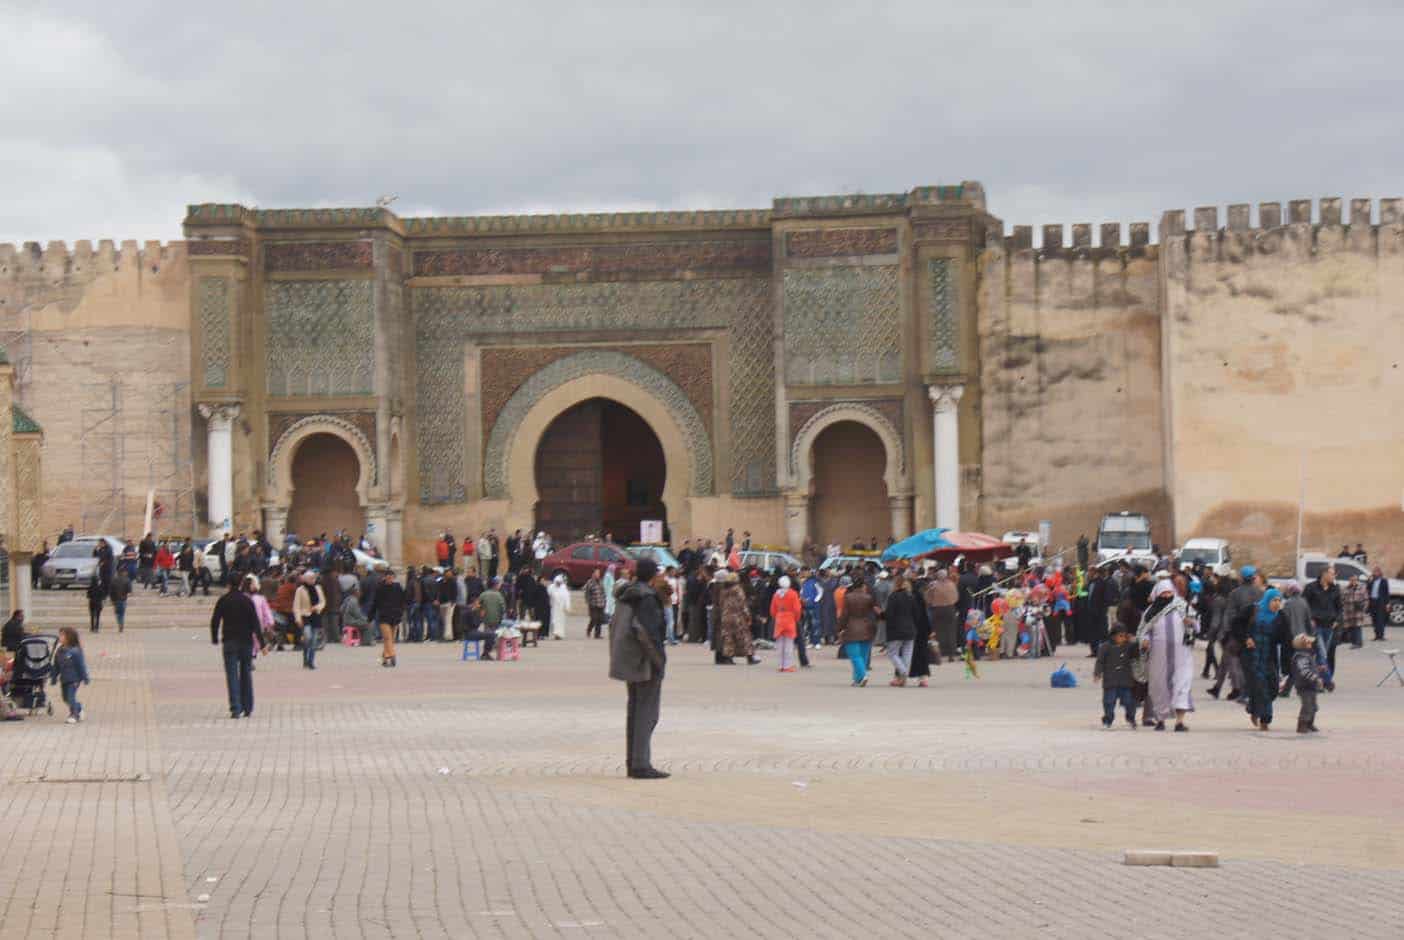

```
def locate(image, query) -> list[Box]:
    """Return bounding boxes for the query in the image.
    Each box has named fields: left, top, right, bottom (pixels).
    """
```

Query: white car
left=197, top=539, right=281, bottom=579
left=1000, top=531, right=1043, bottom=572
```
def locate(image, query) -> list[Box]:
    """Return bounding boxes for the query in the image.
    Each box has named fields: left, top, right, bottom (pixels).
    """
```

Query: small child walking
left=1094, top=625, right=1139, bottom=729
left=1290, top=632, right=1323, bottom=733
left=50, top=627, right=90, bottom=723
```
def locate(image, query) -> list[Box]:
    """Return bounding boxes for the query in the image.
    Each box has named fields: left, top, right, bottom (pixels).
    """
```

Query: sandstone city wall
left=0, top=241, right=194, bottom=542
left=1161, top=198, right=1404, bottom=573
left=976, top=220, right=1170, bottom=554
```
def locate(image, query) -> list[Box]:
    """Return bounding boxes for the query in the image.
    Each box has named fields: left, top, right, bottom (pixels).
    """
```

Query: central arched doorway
left=810, top=420, right=890, bottom=548
left=534, top=398, right=667, bottom=545
left=288, top=432, right=365, bottom=539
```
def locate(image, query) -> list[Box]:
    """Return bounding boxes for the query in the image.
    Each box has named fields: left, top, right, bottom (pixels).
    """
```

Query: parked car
left=195, top=539, right=285, bottom=580
left=541, top=541, right=636, bottom=587
left=1176, top=537, right=1232, bottom=576
left=39, top=536, right=125, bottom=589
left=737, top=549, right=803, bottom=573
left=1270, top=553, right=1404, bottom=627
left=819, top=553, right=881, bottom=573
left=626, top=544, right=682, bottom=571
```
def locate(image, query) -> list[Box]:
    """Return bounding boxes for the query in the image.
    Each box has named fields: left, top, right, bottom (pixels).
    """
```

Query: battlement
left=0, top=239, right=187, bottom=279
left=774, top=182, right=985, bottom=219
left=999, top=220, right=1153, bottom=256
left=1158, top=196, right=1402, bottom=236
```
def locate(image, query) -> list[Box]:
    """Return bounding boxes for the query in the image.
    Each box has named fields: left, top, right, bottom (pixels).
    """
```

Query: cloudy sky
left=3, top=1, right=1400, bottom=245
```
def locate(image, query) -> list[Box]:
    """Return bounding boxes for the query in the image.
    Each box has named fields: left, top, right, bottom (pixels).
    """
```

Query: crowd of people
left=17, top=515, right=1392, bottom=756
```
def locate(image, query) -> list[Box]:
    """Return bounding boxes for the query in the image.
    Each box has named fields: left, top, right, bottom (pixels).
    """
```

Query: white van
left=1176, top=538, right=1232, bottom=577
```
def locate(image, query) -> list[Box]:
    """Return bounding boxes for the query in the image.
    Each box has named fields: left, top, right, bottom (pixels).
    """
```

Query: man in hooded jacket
left=609, top=559, right=668, bottom=780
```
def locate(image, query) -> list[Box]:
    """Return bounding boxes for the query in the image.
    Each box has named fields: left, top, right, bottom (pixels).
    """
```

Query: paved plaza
left=1, top=588, right=1401, bottom=939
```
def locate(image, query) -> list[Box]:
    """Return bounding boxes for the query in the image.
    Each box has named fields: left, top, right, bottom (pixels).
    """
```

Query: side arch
left=790, top=403, right=906, bottom=497
left=268, top=414, right=377, bottom=508
left=483, top=350, right=714, bottom=499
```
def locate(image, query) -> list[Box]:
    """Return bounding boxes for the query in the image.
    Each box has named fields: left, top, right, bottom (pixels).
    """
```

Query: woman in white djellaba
left=547, top=574, right=572, bottom=640
left=1137, top=576, right=1196, bottom=731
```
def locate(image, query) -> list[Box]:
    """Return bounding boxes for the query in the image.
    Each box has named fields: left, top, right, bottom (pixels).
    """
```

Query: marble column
left=888, top=493, right=914, bottom=542
left=199, top=402, right=241, bottom=537
left=365, top=503, right=389, bottom=555
left=783, top=492, right=810, bottom=553
left=262, top=505, right=288, bottom=552
left=386, top=508, right=404, bottom=568
left=927, top=385, right=964, bottom=531
left=12, top=556, right=32, bottom=619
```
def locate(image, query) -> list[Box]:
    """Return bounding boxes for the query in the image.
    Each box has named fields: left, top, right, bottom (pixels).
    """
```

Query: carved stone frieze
left=413, top=240, right=770, bottom=277
left=264, top=241, right=374, bottom=272
left=785, top=228, right=897, bottom=258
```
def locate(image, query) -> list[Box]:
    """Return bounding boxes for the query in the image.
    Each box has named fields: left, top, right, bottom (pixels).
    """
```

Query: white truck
left=1270, top=553, right=1404, bottom=628
left=1096, top=511, right=1156, bottom=566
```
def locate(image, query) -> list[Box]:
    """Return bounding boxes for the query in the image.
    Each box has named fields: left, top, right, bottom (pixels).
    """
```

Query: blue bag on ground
left=1049, top=663, right=1077, bottom=688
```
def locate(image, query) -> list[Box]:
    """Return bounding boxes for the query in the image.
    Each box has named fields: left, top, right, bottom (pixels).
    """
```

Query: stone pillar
left=199, top=403, right=241, bottom=537
left=366, top=503, right=389, bottom=555
left=927, top=385, right=964, bottom=531
left=386, top=508, right=404, bottom=568
left=888, top=493, right=914, bottom=541
left=12, top=556, right=32, bottom=619
left=262, top=504, right=288, bottom=552
left=783, top=492, right=809, bottom=552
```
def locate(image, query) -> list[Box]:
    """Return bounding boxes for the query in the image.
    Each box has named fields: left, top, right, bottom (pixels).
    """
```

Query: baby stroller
left=8, top=634, right=57, bottom=716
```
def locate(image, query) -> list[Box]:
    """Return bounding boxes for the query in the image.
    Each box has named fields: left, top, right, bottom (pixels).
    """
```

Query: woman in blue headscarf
left=1244, top=587, right=1287, bottom=730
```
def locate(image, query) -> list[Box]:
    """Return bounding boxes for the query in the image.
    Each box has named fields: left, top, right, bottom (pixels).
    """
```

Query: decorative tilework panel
left=782, top=267, right=901, bottom=385
left=14, top=437, right=42, bottom=552
left=413, top=278, right=773, bottom=502
left=264, top=241, right=374, bottom=272
left=267, top=411, right=377, bottom=462
left=482, top=350, right=713, bottom=499
left=481, top=344, right=713, bottom=436
left=785, top=228, right=897, bottom=258
left=264, top=280, right=375, bottom=397
left=928, top=259, right=960, bottom=374
left=788, top=398, right=902, bottom=453
left=198, top=276, right=231, bottom=389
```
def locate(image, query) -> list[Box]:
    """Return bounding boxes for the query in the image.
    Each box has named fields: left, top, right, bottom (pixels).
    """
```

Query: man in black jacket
left=211, top=578, right=259, bottom=718
left=1304, top=567, right=1342, bottom=685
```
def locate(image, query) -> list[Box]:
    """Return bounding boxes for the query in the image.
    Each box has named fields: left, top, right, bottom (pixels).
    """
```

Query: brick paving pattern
left=2, top=587, right=1401, bottom=938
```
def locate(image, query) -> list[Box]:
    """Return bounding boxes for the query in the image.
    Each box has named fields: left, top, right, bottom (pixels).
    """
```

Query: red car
left=540, top=541, right=637, bottom=587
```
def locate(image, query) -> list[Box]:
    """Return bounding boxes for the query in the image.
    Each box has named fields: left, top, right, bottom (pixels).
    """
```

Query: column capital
left=927, top=383, right=964, bottom=413
left=198, top=401, right=243, bottom=428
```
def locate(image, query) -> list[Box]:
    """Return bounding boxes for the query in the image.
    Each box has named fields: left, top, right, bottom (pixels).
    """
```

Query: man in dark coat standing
left=609, top=558, right=668, bottom=779
left=211, top=578, right=260, bottom=718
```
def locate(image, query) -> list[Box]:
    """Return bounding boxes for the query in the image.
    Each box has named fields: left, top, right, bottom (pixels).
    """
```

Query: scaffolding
left=78, top=380, right=194, bottom=539
left=80, top=379, right=125, bottom=535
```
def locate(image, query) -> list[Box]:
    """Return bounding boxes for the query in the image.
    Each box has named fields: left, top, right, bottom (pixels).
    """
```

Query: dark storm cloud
left=4, top=1, right=1403, bottom=243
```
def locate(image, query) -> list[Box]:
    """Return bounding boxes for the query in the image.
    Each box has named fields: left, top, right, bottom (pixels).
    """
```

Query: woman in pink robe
left=1137, top=578, right=1195, bottom=731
